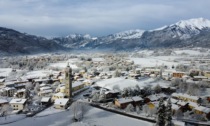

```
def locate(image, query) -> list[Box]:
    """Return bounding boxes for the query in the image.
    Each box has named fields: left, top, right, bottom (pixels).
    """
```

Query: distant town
left=0, top=48, right=210, bottom=126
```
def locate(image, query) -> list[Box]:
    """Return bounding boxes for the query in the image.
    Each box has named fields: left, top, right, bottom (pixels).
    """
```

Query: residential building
left=9, top=98, right=27, bottom=111
left=54, top=98, right=69, bottom=109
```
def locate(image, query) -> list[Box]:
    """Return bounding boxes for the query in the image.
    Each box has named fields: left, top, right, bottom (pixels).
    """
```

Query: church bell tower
left=65, top=62, right=73, bottom=99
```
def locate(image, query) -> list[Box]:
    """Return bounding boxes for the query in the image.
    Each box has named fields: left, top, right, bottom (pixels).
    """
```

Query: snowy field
left=130, top=57, right=179, bottom=68
left=22, top=70, right=53, bottom=79
left=95, top=77, right=170, bottom=90
left=0, top=114, right=26, bottom=125
left=174, top=49, right=210, bottom=56
left=49, top=62, right=78, bottom=69
left=6, top=106, right=153, bottom=126
left=35, top=106, right=65, bottom=117
left=0, top=68, right=12, bottom=77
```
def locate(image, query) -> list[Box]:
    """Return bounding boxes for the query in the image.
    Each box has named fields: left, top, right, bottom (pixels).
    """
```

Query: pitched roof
left=132, top=96, right=143, bottom=102
left=54, top=98, right=69, bottom=106
left=41, top=97, right=51, bottom=102
left=0, top=99, right=8, bottom=104
left=10, top=99, right=27, bottom=104
left=117, top=98, right=133, bottom=104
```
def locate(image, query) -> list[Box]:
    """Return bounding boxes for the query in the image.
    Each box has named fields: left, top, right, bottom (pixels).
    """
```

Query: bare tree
left=113, top=85, right=120, bottom=91
left=171, top=78, right=181, bottom=87
left=186, top=83, right=200, bottom=96
left=25, top=82, right=33, bottom=90
left=153, top=84, right=162, bottom=93
left=125, top=104, right=134, bottom=113
left=142, top=104, right=149, bottom=115
left=79, top=102, right=90, bottom=118
left=34, top=83, right=40, bottom=95
left=136, top=106, right=141, bottom=114
left=114, top=70, right=121, bottom=77
left=0, top=104, right=12, bottom=118
left=71, top=101, right=79, bottom=121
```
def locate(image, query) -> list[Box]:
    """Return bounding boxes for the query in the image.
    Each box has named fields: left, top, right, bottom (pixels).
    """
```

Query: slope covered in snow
left=173, top=18, right=210, bottom=30
left=113, top=29, right=145, bottom=39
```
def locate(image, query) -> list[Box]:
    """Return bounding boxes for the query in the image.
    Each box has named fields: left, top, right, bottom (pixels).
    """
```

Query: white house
left=9, top=98, right=27, bottom=111
left=54, top=98, right=69, bottom=109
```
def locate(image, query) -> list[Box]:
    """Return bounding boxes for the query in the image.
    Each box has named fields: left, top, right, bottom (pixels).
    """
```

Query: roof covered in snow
left=172, top=93, right=199, bottom=101
left=0, top=99, right=8, bottom=104
left=131, top=96, right=143, bottom=102
left=194, top=106, right=210, bottom=113
left=53, top=92, right=65, bottom=97
left=54, top=98, right=69, bottom=106
left=116, top=98, right=133, bottom=104
left=10, top=99, right=27, bottom=104
left=41, top=97, right=51, bottom=102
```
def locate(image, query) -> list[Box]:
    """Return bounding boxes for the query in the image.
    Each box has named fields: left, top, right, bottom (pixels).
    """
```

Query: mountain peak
left=173, top=17, right=210, bottom=29
left=113, top=29, right=145, bottom=39
left=65, top=33, right=93, bottom=39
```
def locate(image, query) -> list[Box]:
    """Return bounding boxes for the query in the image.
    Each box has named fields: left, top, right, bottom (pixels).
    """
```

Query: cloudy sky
left=0, top=0, right=210, bottom=37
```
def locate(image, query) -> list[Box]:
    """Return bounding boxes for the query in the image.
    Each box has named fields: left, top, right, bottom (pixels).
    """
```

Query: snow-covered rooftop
left=0, top=99, right=8, bottom=104
left=194, top=106, right=210, bottom=113
left=41, top=97, right=51, bottom=102
left=172, top=93, right=199, bottom=101
left=54, top=98, right=69, bottom=106
left=49, top=62, right=78, bottom=69
left=116, top=98, right=133, bottom=104
left=10, top=99, right=27, bottom=104
left=73, top=81, right=84, bottom=88
left=53, top=92, right=65, bottom=97
left=132, top=96, right=143, bottom=102
left=40, top=86, right=52, bottom=91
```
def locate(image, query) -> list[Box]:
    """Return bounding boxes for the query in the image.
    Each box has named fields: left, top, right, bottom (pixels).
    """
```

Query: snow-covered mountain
left=1, top=18, right=210, bottom=55
left=53, top=33, right=97, bottom=49
left=161, top=18, right=210, bottom=39
left=0, top=27, right=65, bottom=55
left=112, top=29, right=145, bottom=40
left=54, top=18, right=210, bottom=50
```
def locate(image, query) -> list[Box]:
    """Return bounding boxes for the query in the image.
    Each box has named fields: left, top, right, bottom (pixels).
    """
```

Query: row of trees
left=171, top=78, right=210, bottom=96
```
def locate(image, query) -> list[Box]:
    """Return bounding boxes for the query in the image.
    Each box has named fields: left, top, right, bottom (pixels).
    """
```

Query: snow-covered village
left=1, top=0, right=210, bottom=126
left=0, top=48, right=210, bottom=126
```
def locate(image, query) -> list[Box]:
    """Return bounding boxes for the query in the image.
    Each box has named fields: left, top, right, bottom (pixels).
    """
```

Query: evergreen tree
left=165, top=98, right=174, bottom=126
left=156, top=98, right=166, bottom=126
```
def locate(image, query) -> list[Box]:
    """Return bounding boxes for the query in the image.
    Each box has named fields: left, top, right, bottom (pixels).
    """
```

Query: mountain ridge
left=0, top=17, right=210, bottom=55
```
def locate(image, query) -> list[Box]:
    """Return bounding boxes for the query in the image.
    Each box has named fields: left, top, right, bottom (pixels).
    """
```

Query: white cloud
left=0, top=0, right=210, bottom=37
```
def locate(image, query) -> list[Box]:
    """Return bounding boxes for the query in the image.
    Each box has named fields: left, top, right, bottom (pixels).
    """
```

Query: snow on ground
left=136, top=50, right=154, bottom=56
left=23, top=70, right=52, bottom=79
left=130, top=57, right=178, bottom=68
left=7, top=106, right=153, bottom=126
left=0, top=68, right=12, bottom=77
left=95, top=77, right=170, bottom=90
left=49, top=62, right=78, bottom=69
left=92, top=58, right=104, bottom=62
left=71, top=107, right=153, bottom=126
left=132, top=57, right=178, bottom=67
left=174, top=49, right=209, bottom=56
left=95, top=78, right=143, bottom=90
left=0, top=114, right=26, bottom=125
left=35, top=106, right=65, bottom=117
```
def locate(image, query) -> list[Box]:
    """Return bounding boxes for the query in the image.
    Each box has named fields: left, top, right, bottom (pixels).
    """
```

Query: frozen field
left=130, top=56, right=179, bottom=68
left=49, top=62, right=78, bottom=69
left=0, top=68, right=12, bottom=77
left=6, top=106, right=153, bottom=126
left=95, top=77, right=170, bottom=90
